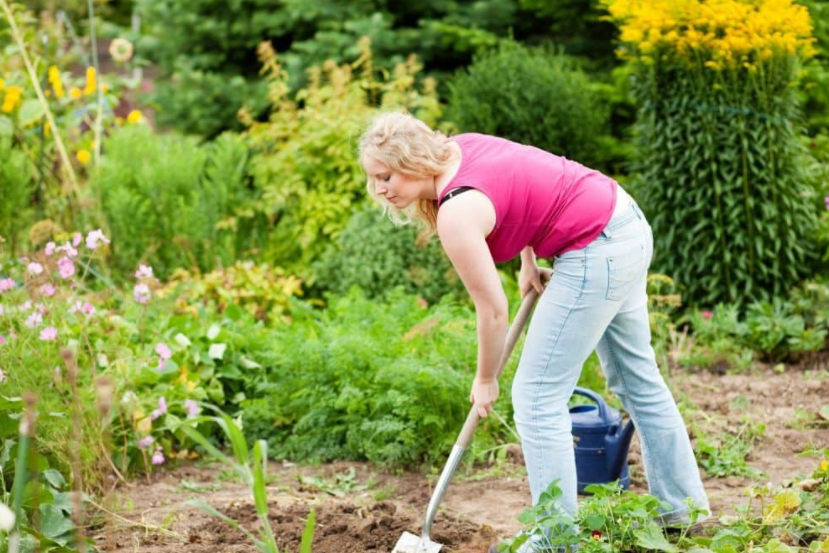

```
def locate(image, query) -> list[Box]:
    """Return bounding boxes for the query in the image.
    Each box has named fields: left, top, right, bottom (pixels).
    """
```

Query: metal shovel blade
left=392, top=531, right=443, bottom=553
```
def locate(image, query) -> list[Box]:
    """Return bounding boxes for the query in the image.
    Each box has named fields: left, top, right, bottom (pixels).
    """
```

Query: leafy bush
left=241, top=288, right=521, bottom=466
left=683, top=280, right=829, bottom=366
left=164, top=261, right=303, bottom=323
left=245, top=40, right=441, bottom=281
left=605, top=0, right=821, bottom=306
left=0, top=138, right=36, bottom=252
left=446, top=43, right=612, bottom=170
left=313, top=203, right=466, bottom=304
left=135, top=0, right=605, bottom=137
left=90, top=125, right=265, bottom=280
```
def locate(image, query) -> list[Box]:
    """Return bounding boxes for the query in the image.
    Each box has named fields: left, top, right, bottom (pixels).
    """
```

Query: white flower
left=0, top=501, right=14, bottom=531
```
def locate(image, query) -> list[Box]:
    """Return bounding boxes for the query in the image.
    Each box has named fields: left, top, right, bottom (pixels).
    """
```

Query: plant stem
left=87, top=0, right=104, bottom=166
left=0, top=0, right=81, bottom=199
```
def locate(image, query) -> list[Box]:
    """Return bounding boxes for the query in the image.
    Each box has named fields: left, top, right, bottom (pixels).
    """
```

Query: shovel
left=393, top=275, right=547, bottom=553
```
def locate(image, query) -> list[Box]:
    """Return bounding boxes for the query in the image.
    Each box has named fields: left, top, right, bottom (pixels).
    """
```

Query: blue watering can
left=570, top=387, right=636, bottom=493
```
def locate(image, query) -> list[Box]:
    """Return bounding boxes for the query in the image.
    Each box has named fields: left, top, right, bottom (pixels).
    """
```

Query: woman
left=359, top=111, right=708, bottom=550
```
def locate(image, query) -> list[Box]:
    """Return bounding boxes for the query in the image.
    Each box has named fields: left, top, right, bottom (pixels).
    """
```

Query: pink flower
left=39, top=284, right=56, bottom=297
left=27, top=262, right=44, bottom=276
left=19, top=300, right=32, bottom=312
left=156, top=343, right=172, bottom=360
left=45, top=242, right=56, bottom=256
left=25, top=312, right=42, bottom=328
left=72, top=233, right=82, bottom=247
left=150, top=396, right=168, bottom=420
left=151, top=447, right=165, bottom=465
left=35, top=303, right=46, bottom=314
left=138, top=435, right=154, bottom=449
left=58, top=257, right=75, bottom=279
left=701, top=310, right=713, bottom=320
left=0, top=334, right=4, bottom=345
left=134, top=283, right=151, bottom=304
left=0, top=278, right=13, bottom=292
left=825, top=195, right=829, bottom=210
left=135, top=264, right=154, bottom=280
left=85, top=229, right=110, bottom=250
left=184, top=399, right=199, bottom=418
left=56, top=242, right=78, bottom=258
left=81, top=302, right=96, bottom=316
left=39, top=327, right=58, bottom=341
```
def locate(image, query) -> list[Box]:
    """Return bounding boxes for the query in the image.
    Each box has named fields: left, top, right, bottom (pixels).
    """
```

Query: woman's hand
left=519, top=259, right=547, bottom=299
left=470, top=377, right=499, bottom=418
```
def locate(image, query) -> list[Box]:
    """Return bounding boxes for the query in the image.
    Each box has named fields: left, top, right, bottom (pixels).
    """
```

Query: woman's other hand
left=470, top=377, right=499, bottom=418
left=519, top=261, right=547, bottom=299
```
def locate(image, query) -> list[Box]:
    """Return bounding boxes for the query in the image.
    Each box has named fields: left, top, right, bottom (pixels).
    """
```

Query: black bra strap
left=438, top=186, right=475, bottom=208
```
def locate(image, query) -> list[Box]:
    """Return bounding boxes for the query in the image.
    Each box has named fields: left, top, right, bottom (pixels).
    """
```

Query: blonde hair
left=359, top=111, right=457, bottom=237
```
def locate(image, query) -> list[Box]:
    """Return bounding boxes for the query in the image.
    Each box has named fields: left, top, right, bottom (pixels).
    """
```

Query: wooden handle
left=456, top=269, right=549, bottom=448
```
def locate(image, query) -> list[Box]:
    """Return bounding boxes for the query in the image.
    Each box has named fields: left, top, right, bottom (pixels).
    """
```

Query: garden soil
left=98, top=367, right=829, bottom=552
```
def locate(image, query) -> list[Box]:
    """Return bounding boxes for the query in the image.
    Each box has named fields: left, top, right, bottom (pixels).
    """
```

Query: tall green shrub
left=446, top=43, right=613, bottom=170
left=313, top=203, right=466, bottom=304
left=91, top=126, right=264, bottom=279
left=604, top=0, right=821, bottom=306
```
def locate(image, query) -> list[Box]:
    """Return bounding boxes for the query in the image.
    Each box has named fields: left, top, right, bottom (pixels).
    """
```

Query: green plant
left=90, top=126, right=264, bottom=280
left=0, top=138, right=36, bottom=253
left=446, top=42, right=612, bottom=171
left=694, top=420, right=766, bottom=479
left=605, top=0, right=821, bottom=306
left=245, top=40, right=442, bottom=281
left=498, top=479, right=708, bottom=552
left=313, top=203, right=466, bottom=305
left=177, top=409, right=315, bottom=553
left=240, top=287, right=523, bottom=466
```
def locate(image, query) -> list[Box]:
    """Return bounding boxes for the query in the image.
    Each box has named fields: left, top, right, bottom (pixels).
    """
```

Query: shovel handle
left=456, top=268, right=549, bottom=449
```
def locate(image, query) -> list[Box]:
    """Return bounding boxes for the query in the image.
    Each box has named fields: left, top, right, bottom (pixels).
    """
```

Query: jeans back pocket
left=605, top=241, right=646, bottom=301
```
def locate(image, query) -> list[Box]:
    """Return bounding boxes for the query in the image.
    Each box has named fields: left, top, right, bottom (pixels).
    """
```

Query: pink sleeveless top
left=438, top=133, right=617, bottom=263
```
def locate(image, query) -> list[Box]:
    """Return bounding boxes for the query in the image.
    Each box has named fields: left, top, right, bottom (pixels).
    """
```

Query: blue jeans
left=511, top=202, right=709, bottom=523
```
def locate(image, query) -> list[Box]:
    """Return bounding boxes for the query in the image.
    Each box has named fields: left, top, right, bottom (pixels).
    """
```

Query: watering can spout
left=605, top=419, right=635, bottom=481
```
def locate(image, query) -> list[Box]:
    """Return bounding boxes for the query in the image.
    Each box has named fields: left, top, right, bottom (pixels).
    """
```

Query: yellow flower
left=115, top=116, right=124, bottom=126
left=126, top=110, right=142, bottom=124
left=1, top=85, right=23, bottom=113
left=48, top=65, right=65, bottom=99
left=83, top=66, right=97, bottom=95
left=821, top=459, right=828, bottom=471
left=44, top=121, right=51, bottom=137
left=76, top=149, right=91, bottom=165
left=0, top=77, right=5, bottom=91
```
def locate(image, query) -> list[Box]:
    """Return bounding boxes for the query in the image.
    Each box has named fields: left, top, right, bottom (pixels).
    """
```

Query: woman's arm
left=437, top=193, right=506, bottom=417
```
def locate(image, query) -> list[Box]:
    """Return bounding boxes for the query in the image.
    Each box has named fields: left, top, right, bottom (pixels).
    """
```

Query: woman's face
left=361, top=155, right=430, bottom=209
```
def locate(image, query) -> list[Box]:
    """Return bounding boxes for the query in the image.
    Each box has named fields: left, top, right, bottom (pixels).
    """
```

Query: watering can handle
left=456, top=268, right=552, bottom=449
left=571, top=387, right=609, bottom=421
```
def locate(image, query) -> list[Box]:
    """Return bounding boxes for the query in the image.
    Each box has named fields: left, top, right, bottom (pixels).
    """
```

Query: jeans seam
left=605, top=330, right=662, bottom=496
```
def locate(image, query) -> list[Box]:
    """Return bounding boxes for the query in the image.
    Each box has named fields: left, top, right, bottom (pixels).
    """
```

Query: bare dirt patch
left=95, top=368, right=829, bottom=552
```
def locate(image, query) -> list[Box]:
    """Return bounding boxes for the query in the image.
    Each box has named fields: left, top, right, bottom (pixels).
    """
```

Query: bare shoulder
left=436, top=190, right=497, bottom=241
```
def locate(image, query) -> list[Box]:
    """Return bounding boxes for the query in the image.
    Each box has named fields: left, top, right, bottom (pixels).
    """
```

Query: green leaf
left=251, top=441, right=269, bottom=517
left=299, top=508, right=316, bottom=553
left=18, top=99, right=44, bottom=127
left=0, top=115, right=12, bottom=136
left=174, top=333, right=192, bottom=347
left=42, top=469, right=66, bottom=490
left=38, top=503, right=75, bottom=545
left=634, top=523, right=677, bottom=552
left=209, top=343, right=227, bottom=360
